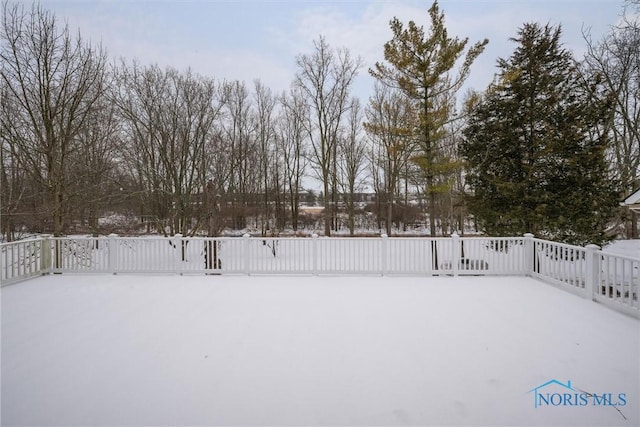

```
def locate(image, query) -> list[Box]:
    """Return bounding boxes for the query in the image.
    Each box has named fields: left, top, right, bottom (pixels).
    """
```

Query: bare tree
left=294, top=36, right=361, bottom=236
left=1, top=1, right=107, bottom=236
left=253, top=79, right=277, bottom=235
left=113, top=63, right=166, bottom=233
left=337, top=97, right=368, bottom=236
left=0, top=77, right=30, bottom=240
left=114, top=63, right=221, bottom=236
left=278, top=88, right=309, bottom=231
left=220, top=80, right=259, bottom=229
left=364, top=82, right=416, bottom=235
left=67, top=94, right=123, bottom=235
left=583, top=10, right=640, bottom=237
left=203, top=129, right=232, bottom=237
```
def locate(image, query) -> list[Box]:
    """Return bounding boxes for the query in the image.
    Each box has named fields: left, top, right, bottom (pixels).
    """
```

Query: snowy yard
left=1, top=274, right=638, bottom=426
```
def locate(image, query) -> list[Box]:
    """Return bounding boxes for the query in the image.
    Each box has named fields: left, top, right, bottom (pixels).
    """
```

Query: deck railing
left=530, top=238, right=590, bottom=295
left=1, top=233, right=638, bottom=318
left=44, top=234, right=527, bottom=276
left=596, top=251, right=639, bottom=317
left=0, top=238, right=49, bottom=284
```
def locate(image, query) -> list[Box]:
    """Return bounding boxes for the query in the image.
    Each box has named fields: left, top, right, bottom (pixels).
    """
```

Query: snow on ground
left=603, top=239, right=640, bottom=258
left=1, top=275, right=638, bottom=426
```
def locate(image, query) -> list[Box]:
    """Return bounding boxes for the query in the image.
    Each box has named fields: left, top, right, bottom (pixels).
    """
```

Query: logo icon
left=528, top=379, right=627, bottom=409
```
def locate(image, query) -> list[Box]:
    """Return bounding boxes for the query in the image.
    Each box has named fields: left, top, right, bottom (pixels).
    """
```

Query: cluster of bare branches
left=1, top=1, right=107, bottom=239
left=0, top=1, right=376, bottom=239
left=582, top=0, right=640, bottom=237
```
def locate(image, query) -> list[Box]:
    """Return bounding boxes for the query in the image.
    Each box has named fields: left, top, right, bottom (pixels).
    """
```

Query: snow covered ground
left=603, top=239, right=640, bottom=258
left=1, top=274, right=638, bottom=426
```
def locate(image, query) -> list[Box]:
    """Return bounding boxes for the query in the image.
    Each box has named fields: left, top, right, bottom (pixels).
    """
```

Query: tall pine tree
left=371, top=0, right=487, bottom=236
left=460, top=23, right=618, bottom=246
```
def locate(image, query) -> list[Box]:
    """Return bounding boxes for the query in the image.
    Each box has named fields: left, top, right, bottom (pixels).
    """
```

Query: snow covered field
left=1, top=275, right=638, bottom=426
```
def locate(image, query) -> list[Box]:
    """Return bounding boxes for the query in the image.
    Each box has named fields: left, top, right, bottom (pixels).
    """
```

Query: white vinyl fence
left=50, top=234, right=527, bottom=276
left=529, top=237, right=639, bottom=318
left=1, top=233, right=638, bottom=318
left=0, top=238, right=48, bottom=284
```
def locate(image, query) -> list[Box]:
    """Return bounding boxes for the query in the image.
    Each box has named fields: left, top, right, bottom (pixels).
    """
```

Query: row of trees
left=2, top=1, right=638, bottom=245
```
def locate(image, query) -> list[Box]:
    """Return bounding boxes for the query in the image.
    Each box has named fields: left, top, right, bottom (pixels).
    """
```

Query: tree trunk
left=386, top=196, right=392, bottom=236
left=323, top=184, right=332, bottom=236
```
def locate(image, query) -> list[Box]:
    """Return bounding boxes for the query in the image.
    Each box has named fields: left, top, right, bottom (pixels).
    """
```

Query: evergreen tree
left=370, top=0, right=488, bottom=236
left=460, top=23, right=618, bottom=246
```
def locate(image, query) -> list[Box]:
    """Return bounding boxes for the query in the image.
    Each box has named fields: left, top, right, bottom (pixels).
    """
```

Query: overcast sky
left=37, top=0, right=625, bottom=101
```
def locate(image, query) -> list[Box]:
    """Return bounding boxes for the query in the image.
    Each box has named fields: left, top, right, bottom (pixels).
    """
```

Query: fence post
left=451, top=233, right=460, bottom=276
left=584, top=244, right=600, bottom=301
left=174, top=234, right=182, bottom=274
left=108, top=234, right=118, bottom=274
left=381, top=234, right=388, bottom=276
left=40, top=235, right=52, bottom=274
left=243, top=234, right=251, bottom=275
left=523, top=233, right=534, bottom=276
left=312, top=233, right=318, bottom=276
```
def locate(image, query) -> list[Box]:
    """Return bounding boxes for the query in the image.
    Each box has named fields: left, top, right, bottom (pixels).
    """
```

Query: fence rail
left=1, top=238, right=49, bottom=284
left=530, top=238, right=589, bottom=294
left=1, top=234, right=638, bottom=318
left=596, top=251, right=639, bottom=317
left=38, top=234, right=527, bottom=276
